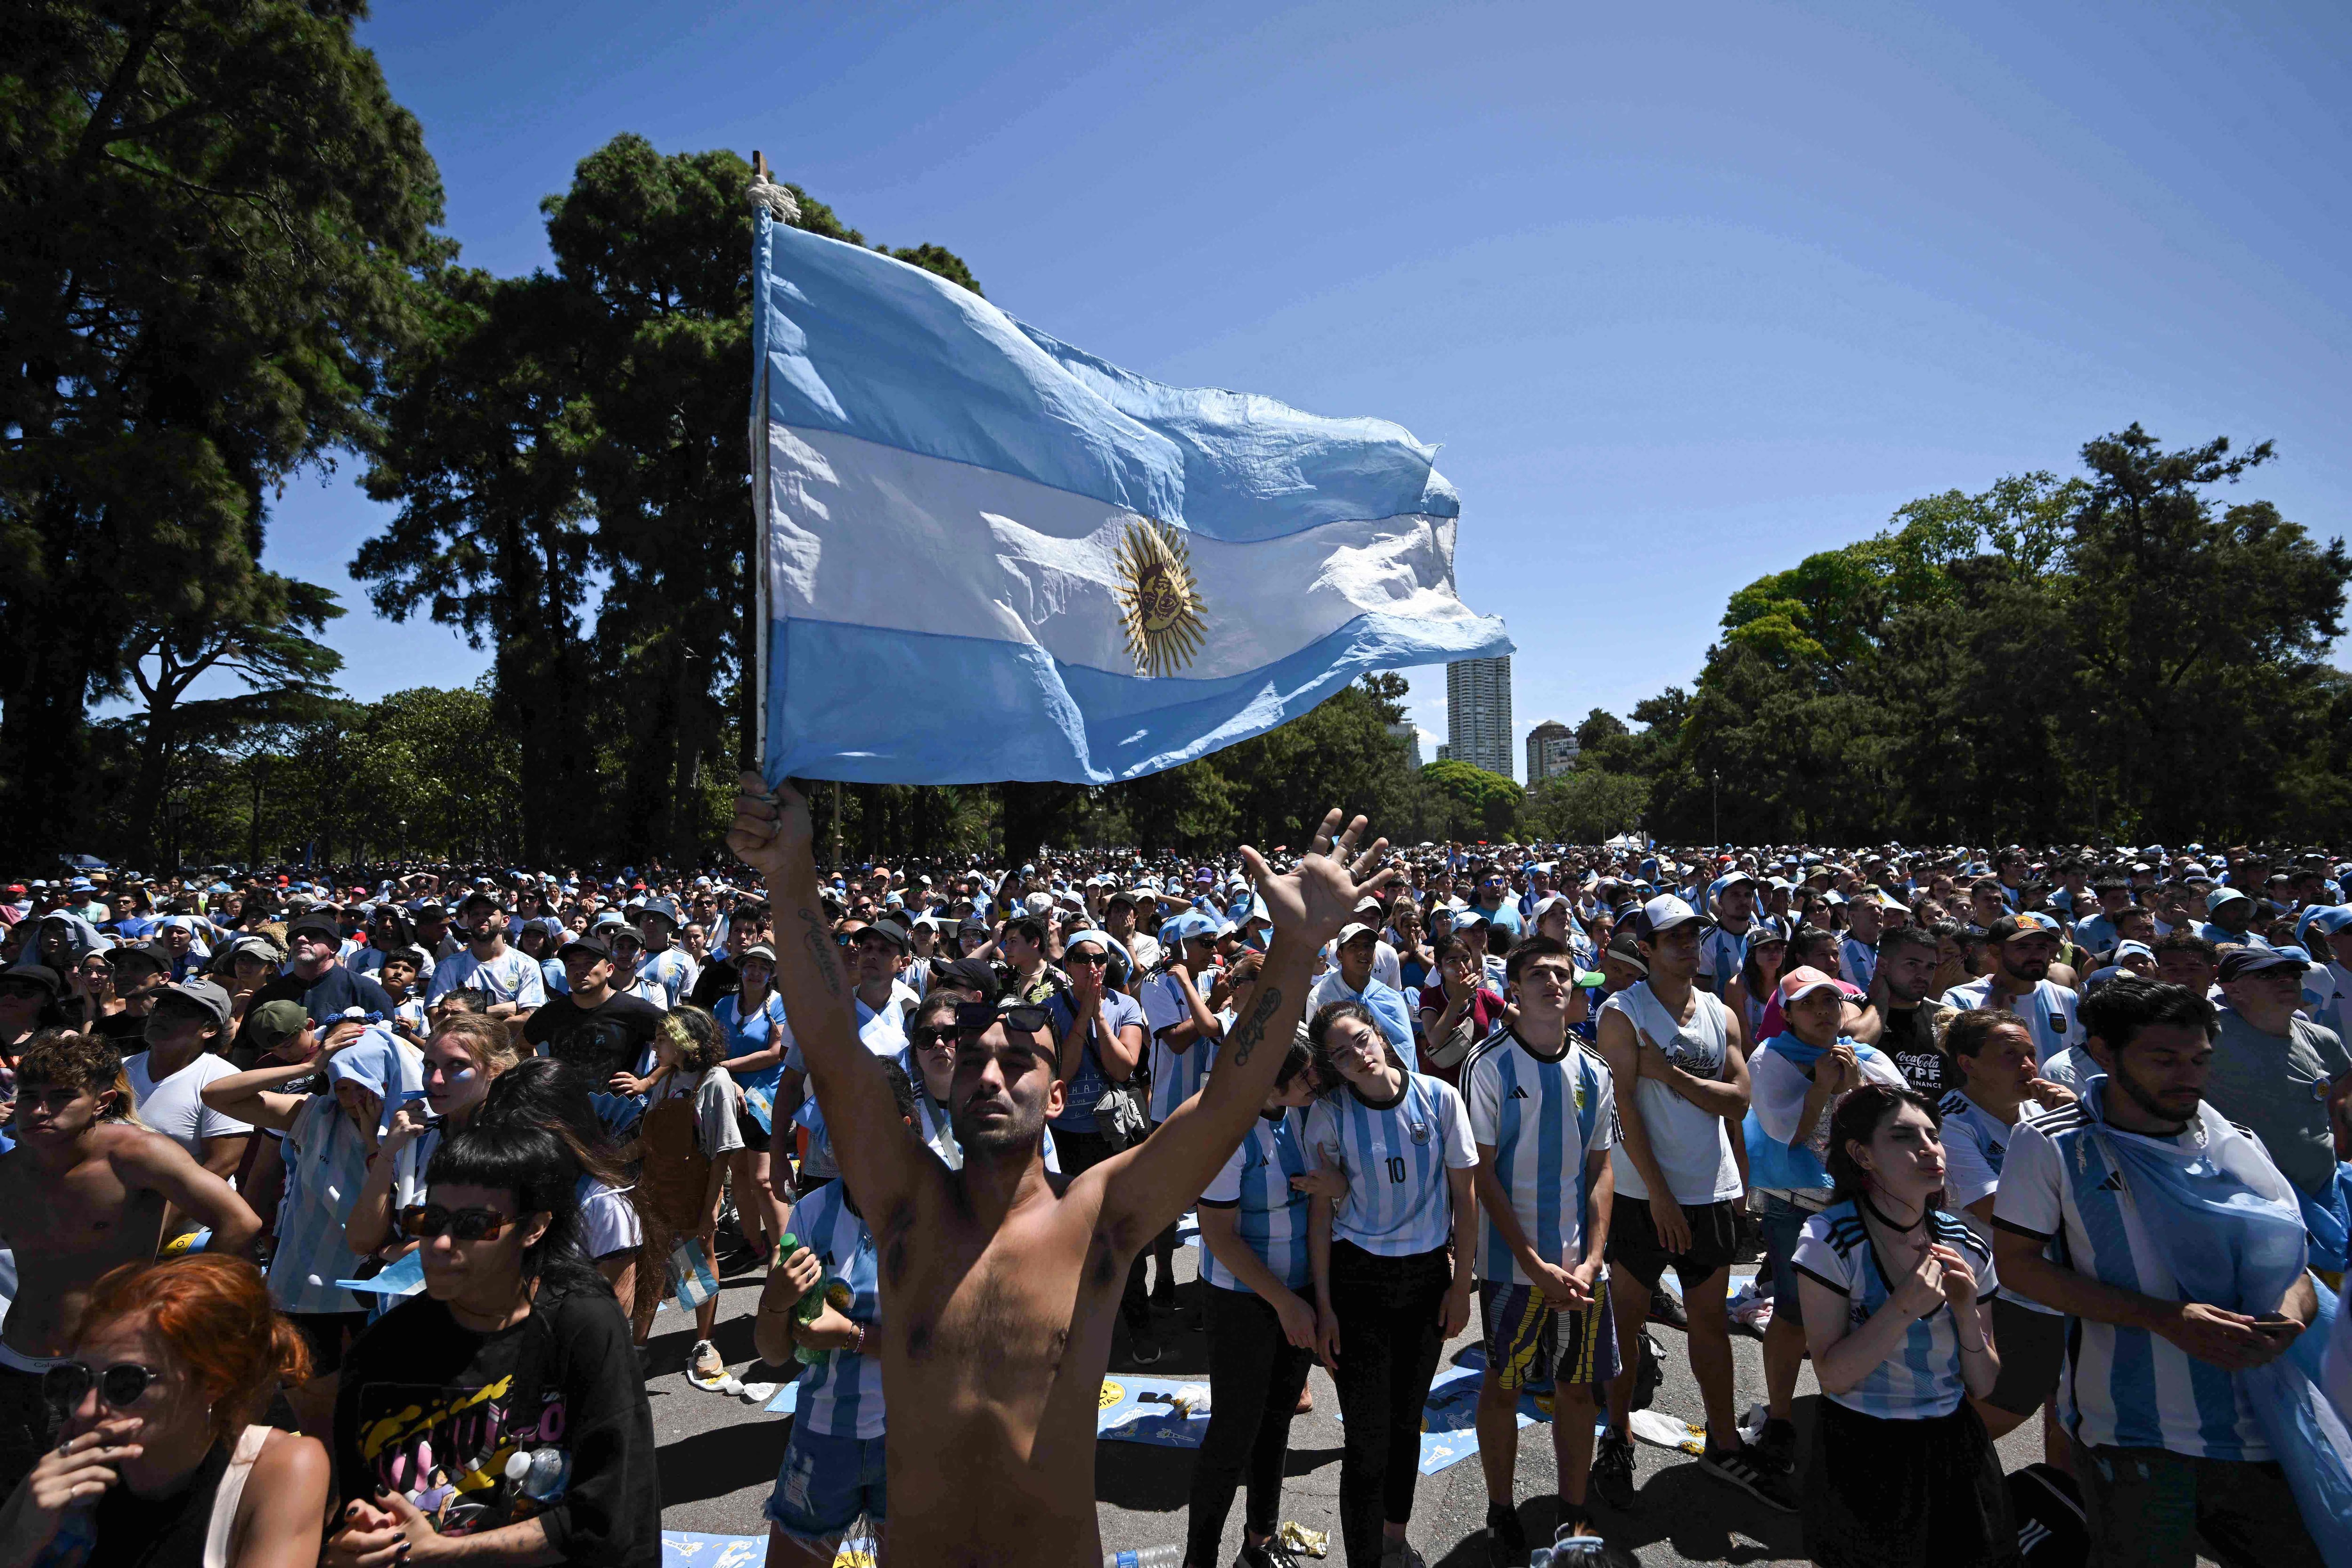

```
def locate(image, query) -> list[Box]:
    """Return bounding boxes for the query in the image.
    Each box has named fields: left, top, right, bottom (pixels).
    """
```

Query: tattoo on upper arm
left=1226, top=986, right=1281, bottom=1067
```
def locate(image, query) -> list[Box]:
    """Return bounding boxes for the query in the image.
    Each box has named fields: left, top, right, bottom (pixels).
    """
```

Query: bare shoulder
left=251, top=1427, right=329, bottom=1485
left=99, top=1121, right=197, bottom=1178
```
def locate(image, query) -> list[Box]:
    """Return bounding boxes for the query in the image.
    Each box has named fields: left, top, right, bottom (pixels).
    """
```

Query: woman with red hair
left=0, top=1256, right=327, bottom=1568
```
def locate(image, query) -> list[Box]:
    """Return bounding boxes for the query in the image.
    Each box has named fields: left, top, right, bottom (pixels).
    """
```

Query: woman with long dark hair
left=326, top=1122, right=658, bottom=1568
left=1791, top=1084, right=2011, bottom=1568
left=1305, top=999, right=1478, bottom=1568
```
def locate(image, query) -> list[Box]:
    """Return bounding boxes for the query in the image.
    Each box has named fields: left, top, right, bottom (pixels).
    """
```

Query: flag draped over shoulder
left=749, top=208, right=1511, bottom=786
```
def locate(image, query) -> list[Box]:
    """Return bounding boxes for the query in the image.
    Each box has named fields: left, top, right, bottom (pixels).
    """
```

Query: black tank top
left=86, top=1440, right=231, bottom=1568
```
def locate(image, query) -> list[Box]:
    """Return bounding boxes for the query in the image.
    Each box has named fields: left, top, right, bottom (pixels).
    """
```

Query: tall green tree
left=357, top=269, right=595, bottom=862
left=112, top=573, right=344, bottom=868
left=0, top=0, right=444, bottom=859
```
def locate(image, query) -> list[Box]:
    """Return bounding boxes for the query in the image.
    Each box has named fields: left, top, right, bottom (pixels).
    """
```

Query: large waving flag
left=750, top=206, right=1510, bottom=785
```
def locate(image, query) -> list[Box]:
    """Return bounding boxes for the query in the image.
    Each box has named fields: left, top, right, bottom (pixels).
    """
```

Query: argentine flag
left=751, top=207, right=1510, bottom=785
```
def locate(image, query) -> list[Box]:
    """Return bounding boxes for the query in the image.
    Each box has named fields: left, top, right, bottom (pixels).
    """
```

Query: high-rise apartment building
left=1445, top=655, right=1513, bottom=779
left=1526, top=719, right=1579, bottom=784
left=1385, top=723, right=1424, bottom=770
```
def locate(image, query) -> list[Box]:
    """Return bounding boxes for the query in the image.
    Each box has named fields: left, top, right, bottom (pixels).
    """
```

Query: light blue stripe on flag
left=751, top=211, right=1510, bottom=785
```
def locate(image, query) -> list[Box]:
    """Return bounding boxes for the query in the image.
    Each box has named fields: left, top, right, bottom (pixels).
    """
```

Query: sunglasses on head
left=400, top=1203, right=516, bottom=1241
left=953, top=1000, right=1052, bottom=1033
left=44, top=1361, right=164, bottom=1414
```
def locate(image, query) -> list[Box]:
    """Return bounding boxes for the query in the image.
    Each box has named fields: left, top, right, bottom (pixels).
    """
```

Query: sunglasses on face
left=912, top=1025, right=957, bottom=1052
left=400, top=1204, right=516, bottom=1241
left=44, top=1361, right=165, bottom=1414
left=0, top=982, right=47, bottom=1000
left=1065, top=950, right=1110, bottom=967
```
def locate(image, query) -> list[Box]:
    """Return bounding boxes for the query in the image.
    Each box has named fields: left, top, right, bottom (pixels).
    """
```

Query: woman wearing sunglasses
left=327, top=1123, right=657, bottom=1568
left=0, top=1255, right=326, bottom=1568
left=342, top=1014, right=527, bottom=1261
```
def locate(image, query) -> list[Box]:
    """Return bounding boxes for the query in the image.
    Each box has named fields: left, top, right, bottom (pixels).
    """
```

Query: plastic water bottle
left=1100, top=1546, right=1184, bottom=1567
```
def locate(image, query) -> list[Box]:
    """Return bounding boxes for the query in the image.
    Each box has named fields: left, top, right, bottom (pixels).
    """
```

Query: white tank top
left=1602, top=983, right=1744, bottom=1206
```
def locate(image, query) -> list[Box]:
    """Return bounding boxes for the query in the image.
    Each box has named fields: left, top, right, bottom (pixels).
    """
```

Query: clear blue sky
left=257, top=0, right=2352, bottom=773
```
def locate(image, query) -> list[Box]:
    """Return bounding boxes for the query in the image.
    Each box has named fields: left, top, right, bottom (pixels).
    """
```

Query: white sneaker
left=685, top=1340, right=742, bottom=1395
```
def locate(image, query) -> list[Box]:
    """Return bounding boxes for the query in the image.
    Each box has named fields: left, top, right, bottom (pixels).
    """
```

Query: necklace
left=1860, top=1194, right=1927, bottom=1234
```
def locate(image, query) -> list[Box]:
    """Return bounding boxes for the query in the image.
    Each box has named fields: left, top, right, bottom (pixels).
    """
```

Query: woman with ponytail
left=0, top=1255, right=327, bottom=1568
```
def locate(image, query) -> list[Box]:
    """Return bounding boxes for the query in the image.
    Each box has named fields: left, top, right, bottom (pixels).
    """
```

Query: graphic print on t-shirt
left=353, top=1376, right=572, bottom=1535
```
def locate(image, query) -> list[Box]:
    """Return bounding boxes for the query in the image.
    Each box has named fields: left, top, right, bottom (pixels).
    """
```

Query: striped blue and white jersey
left=1994, top=1100, right=2281, bottom=1459
left=1464, top=1032, right=1615, bottom=1285
left=540, top=955, right=568, bottom=996
left=788, top=1177, right=885, bottom=1440
left=1838, top=936, right=1876, bottom=991
left=1939, top=977, right=2082, bottom=1067
left=1695, top=922, right=1752, bottom=994
left=425, top=946, right=547, bottom=1007
left=1791, top=1201, right=1997, bottom=1420
left=1304, top=1072, right=1477, bottom=1257
left=1936, top=1090, right=2064, bottom=1316
left=1197, top=1108, right=1313, bottom=1293
left=1139, top=969, right=1218, bottom=1123
left=636, top=947, right=696, bottom=1009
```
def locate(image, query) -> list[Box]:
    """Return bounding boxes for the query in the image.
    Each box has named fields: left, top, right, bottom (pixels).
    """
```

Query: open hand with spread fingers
left=1237, top=809, right=1397, bottom=950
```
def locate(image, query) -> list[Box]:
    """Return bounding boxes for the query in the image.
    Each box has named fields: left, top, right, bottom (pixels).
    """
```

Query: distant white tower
left=1446, top=656, right=1513, bottom=779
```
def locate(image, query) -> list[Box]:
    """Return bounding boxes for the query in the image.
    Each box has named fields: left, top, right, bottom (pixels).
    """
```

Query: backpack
left=2005, top=1462, right=2089, bottom=1567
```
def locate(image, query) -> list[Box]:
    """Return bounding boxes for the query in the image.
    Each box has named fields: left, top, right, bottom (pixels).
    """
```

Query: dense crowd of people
left=0, top=813, right=2346, bottom=1568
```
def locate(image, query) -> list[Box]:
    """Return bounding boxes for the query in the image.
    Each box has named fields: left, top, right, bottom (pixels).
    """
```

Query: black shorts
left=1605, top=1197, right=1740, bottom=1292
left=735, top=1105, right=769, bottom=1150
left=1985, top=1297, right=2066, bottom=1416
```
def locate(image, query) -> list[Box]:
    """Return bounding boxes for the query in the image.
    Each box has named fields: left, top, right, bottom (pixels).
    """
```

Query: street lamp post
left=1711, top=770, right=1721, bottom=845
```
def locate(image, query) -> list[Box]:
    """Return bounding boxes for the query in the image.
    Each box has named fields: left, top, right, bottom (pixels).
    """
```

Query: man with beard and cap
left=1940, top=913, right=2084, bottom=1069
left=426, top=890, right=546, bottom=1020
left=726, top=774, right=1392, bottom=1568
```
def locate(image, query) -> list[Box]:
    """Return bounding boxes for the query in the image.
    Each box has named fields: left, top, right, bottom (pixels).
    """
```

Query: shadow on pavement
left=659, top=1419, right=795, bottom=1508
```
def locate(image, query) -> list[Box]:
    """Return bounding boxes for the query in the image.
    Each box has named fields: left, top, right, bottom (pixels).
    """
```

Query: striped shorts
left=1478, top=1275, right=1620, bottom=1390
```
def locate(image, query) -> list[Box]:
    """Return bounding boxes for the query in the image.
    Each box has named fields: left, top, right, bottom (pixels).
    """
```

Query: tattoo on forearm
left=1226, top=986, right=1282, bottom=1067
left=796, top=907, right=844, bottom=999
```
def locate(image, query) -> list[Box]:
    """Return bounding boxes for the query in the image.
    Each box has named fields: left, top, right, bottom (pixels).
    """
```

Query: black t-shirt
left=232, top=965, right=396, bottom=1061
left=334, top=1287, right=657, bottom=1567
left=523, top=993, right=666, bottom=1083
left=1880, top=1002, right=1954, bottom=1098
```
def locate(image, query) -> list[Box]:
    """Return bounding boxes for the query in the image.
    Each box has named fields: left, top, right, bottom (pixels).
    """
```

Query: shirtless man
left=729, top=773, right=1391, bottom=1566
left=0, top=1031, right=261, bottom=1491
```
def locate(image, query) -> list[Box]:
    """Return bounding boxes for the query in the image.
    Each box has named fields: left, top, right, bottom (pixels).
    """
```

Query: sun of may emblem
left=1113, top=518, right=1207, bottom=678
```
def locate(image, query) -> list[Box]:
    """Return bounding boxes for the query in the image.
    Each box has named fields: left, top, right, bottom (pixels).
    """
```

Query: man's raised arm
left=1095, top=810, right=1395, bottom=1238
left=730, top=773, right=934, bottom=1211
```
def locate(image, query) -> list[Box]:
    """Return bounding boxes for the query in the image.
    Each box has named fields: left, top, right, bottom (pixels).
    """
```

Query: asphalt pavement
left=649, top=1233, right=2073, bottom=1567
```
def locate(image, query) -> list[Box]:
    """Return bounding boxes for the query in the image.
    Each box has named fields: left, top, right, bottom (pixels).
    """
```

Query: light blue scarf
left=2081, top=1075, right=2352, bottom=1565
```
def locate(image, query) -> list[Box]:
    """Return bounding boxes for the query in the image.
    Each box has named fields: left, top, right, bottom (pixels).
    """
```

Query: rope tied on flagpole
left=747, top=150, right=800, bottom=224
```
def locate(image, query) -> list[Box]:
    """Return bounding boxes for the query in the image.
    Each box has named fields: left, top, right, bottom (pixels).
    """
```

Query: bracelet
left=1955, top=1336, right=1989, bottom=1354
left=848, top=1322, right=867, bottom=1356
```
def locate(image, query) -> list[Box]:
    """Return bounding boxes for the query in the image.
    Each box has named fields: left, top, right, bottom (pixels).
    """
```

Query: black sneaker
left=1238, top=1539, right=1308, bottom=1568
left=1750, top=1416, right=1798, bottom=1476
left=1646, top=1284, right=1687, bottom=1330
left=1129, top=1331, right=1164, bottom=1366
left=1485, top=1501, right=1527, bottom=1566
left=1591, top=1431, right=1637, bottom=1511
left=1698, top=1442, right=1797, bottom=1512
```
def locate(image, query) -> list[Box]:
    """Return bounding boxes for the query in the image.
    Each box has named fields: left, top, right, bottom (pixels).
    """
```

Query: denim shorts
left=764, top=1425, right=888, bottom=1545
left=1756, top=1193, right=1816, bottom=1329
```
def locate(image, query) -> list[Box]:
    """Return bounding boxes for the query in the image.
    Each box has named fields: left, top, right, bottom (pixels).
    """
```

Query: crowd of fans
left=0, top=830, right=2345, bottom=1568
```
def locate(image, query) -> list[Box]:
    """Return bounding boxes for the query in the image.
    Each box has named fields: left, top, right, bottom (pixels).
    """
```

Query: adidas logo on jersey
left=1508, top=1086, right=1529, bottom=1099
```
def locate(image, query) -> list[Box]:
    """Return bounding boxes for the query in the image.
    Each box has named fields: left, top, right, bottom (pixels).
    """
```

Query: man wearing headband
left=729, top=772, right=1393, bottom=1568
